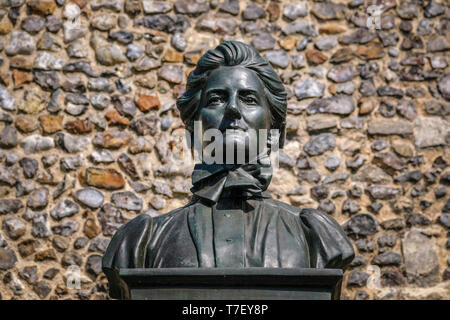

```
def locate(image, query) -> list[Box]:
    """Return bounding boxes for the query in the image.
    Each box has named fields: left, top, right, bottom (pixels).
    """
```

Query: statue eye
left=207, top=95, right=224, bottom=105
left=241, top=94, right=258, bottom=105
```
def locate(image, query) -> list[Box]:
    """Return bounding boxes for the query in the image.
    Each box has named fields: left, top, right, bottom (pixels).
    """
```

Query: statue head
left=176, top=41, right=287, bottom=164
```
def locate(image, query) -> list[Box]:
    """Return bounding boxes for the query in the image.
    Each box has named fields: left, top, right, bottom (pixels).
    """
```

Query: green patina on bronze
left=102, top=41, right=355, bottom=300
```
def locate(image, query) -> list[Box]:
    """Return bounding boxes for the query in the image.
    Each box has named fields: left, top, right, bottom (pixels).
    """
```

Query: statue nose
left=224, top=99, right=241, bottom=119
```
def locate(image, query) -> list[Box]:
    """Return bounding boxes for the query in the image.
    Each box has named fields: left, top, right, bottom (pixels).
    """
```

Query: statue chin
left=222, top=130, right=250, bottom=164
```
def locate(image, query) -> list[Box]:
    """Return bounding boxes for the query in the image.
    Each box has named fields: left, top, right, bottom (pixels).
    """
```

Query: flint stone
left=324, top=155, right=340, bottom=171
left=359, top=79, right=376, bottom=97
left=63, top=3, right=80, bottom=19
left=16, top=180, right=35, bottom=197
left=346, top=155, right=366, bottom=170
left=372, top=251, right=402, bottom=266
left=131, top=115, right=160, bottom=136
left=343, top=213, right=378, bottom=236
left=171, top=33, right=187, bottom=52
left=5, top=154, right=20, bottom=166
left=367, top=120, right=413, bottom=136
left=109, top=31, right=134, bottom=44
left=174, top=0, right=209, bottom=16
left=438, top=74, right=450, bottom=101
left=243, top=2, right=265, bottom=20
left=414, top=117, right=448, bottom=148
left=0, top=199, right=23, bottom=215
left=292, top=55, right=306, bottom=69
left=347, top=270, right=369, bottom=287
left=430, top=56, right=448, bottom=69
left=63, top=19, right=87, bottom=43
left=86, top=254, right=103, bottom=276
left=282, top=20, right=318, bottom=37
left=5, top=31, right=35, bottom=55
left=406, top=213, right=431, bottom=227
left=112, top=95, right=137, bottom=118
left=402, top=229, right=439, bottom=287
left=0, top=125, right=18, bottom=148
left=51, top=174, right=74, bottom=200
left=32, top=212, right=51, bottom=238
left=373, top=152, right=406, bottom=174
left=427, top=35, right=449, bottom=53
left=75, top=188, right=104, bottom=209
left=91, top=0, right=124, bottom=12
left=134, top=14, right=190, bottom=34
left=21, top=135, right=55, bottom=154
left=251, top=33, right=275, bottom=51
left=417, top=19, right=434, bottom=36
left=366, top=186, right=400, bottom=200
left=424, top=1, right=445, bottom=18
left=21, top=16, right=45, bottom=34
left=0, top=232, right=7, bottom=247
left=88, top=237, right=110, bottom=253
left=142, top=1, right=172, bottom=14
left=158, top=65, right=183, bottom=84
left=283, top=2, right=308, bottom=20
left=19, top=157, right=38, bottom=178
left=0, top=248, right=17, bottom=270
left=33, top=71, right=60, bottom=91
left=0, top=86, right=15, bottom=111
left=52, top=219, right=79, bottom=236
left=92, top=131, right=130, bottom=149
left=294, top=77, right=325, bottom=100
left=377, top=234, right=397, bottom=248
left=50, top=200, right=79, bottom=220
left=315, top=36, right=338, bottom=51
left=339, top=28, right=376, bottom=45
left=95, top=44, right=127, bottom=66
left=27, top=187, right=49, bottom=210
left=55, top=133, right=90, bottom=153
left=307, top=95, right=355, bottom=115
left=111, top=191, right=143, bottom=212
left=90, top=150, right=115, bottom=164
left=327, top=64, right=355, bottom=82
left=396, top=99, right=417, bottom=120
left=311, top=2, right=345, bottom=20
left=90, top=93, right=111, bottom=110
left=63, top=61, right=99, bottom=77
left=97, top=203, right=128, bottom=236
left=306, top=115, right=338, bottom=133
left=304, top=133, right=335, bottom=156
left=88, top=78, right=114, bottom=92
left=219, top=0, right=239, bottom=15
left=126, top=44, right=143, bottom=61
left=91, top=14, right=116, bottom=31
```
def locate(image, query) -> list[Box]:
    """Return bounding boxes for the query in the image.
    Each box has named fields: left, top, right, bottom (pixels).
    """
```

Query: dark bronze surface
left=117, top=268, right=343, bottom=300
left=102, top=41, right=355, bottom=300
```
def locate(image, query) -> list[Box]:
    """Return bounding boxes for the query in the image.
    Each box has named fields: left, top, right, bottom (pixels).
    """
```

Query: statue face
left=198, top=66, right=271, bottom=164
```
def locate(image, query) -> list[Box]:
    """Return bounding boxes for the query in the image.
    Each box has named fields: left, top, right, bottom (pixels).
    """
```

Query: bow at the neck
left=191, top=154, right=273, bottom=204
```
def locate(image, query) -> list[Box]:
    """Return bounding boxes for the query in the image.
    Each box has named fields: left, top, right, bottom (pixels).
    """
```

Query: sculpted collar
left=191, top=154, right=272, bottom=204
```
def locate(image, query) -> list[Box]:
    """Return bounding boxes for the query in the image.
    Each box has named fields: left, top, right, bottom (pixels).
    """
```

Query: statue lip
left=221, top=124, right=247, bottom=132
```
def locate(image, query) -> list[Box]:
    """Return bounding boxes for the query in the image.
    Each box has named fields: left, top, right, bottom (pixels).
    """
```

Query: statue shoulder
left=102, top=213, right=153, bottom=267
left=105, top=203, right=192, bottom=251
left=263, top=198, right=302, bottom=216
left=102, top=212, right=154, bottom=299
left=299, top=207, right=355, bottom=269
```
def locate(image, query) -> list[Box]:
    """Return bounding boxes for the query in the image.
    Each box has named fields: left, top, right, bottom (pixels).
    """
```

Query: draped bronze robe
left=103, top=159, right=354, bottom=299
left=102, top=194, right=354, bottom=299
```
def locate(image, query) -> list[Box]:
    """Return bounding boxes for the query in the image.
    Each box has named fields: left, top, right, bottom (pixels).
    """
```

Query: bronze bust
left=102, top=41, right=355, bottom=299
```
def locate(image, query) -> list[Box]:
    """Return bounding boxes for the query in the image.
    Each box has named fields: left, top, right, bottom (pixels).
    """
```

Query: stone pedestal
left=111, top=268, right=343, bottom=300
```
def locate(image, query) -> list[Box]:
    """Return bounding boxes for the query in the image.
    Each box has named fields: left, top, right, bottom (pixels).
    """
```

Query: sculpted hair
left=176, top=40, right=288, bottom=148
